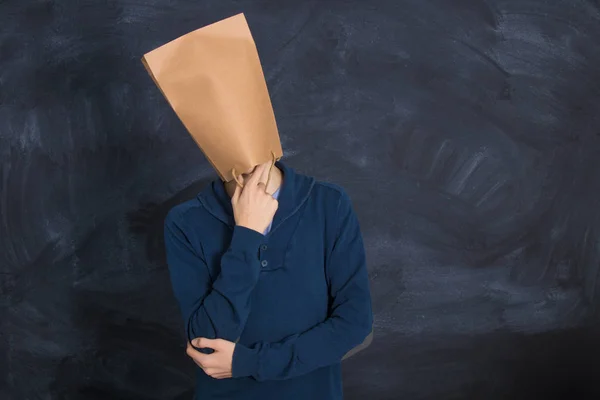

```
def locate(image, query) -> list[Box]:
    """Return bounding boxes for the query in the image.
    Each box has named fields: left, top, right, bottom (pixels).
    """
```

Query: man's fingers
left=210, top=373, right=232, bottom=380
left=186, top=347, right=208, bottom=368
left=186, top=347, right=216, bottom=370
left=205, top=368, right=232, bottom=379
left=258, top=160, right=272, bottom=187
left=186, top=342, right=196, bottom=357
left=193, top=337, right=217, bottom=349
left=231, top=176, right=242, bottom=204
left=246, top=162, right=268, bottom=187
left=187, top=338, right=232, bottom=380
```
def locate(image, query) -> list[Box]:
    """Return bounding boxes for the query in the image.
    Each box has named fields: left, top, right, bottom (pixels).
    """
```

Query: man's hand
left=231, top=161, right=278, bottom=233
left=186, top=338, right=235, bottom=379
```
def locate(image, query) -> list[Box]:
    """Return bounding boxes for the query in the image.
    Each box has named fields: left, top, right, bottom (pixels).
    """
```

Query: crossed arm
left=164, top=192, right=373, bottom=381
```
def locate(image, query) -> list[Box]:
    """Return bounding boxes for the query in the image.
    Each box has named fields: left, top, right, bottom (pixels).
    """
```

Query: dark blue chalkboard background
left=2, top=0, right=600, bottom=398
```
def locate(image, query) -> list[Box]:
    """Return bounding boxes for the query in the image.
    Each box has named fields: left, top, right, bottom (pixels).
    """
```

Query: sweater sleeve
left=164, top=208, right=264, bottom=344
left=231, top=190, right=373, bottom=381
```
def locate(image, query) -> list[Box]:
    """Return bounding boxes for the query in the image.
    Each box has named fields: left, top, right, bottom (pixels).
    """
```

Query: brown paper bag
left=142, top=13, right=283, bottom=184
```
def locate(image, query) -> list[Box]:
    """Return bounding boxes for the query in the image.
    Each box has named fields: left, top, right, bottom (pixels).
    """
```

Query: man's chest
left=202, top=204, right=333, bottom=342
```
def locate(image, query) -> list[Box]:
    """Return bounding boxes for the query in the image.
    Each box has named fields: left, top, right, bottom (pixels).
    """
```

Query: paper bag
left=142, top=13, right=283, bottom=183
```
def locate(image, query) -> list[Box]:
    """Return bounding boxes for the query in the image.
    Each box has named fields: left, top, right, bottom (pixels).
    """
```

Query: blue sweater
left=164, top=161, right=373, bottom=399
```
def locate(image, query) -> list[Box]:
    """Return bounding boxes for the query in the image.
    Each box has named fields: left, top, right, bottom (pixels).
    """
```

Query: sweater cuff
left=232, top=344, right=260, bottom=378
left=229, top=225, right=265, bottom=256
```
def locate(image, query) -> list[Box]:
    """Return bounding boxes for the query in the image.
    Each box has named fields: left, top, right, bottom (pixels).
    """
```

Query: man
left=164, top=159, right=373, bottom=399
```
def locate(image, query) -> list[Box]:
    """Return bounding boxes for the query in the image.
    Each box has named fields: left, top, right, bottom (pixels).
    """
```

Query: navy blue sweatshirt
left=164, top=160, right=373, bottom=399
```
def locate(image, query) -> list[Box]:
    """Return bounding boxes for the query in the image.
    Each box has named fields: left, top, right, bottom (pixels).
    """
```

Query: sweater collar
left=197, top=160, right=315, bottom=231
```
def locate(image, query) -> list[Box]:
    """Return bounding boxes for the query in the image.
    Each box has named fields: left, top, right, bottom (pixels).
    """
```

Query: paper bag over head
left=141, top=13, right=283, bottom=182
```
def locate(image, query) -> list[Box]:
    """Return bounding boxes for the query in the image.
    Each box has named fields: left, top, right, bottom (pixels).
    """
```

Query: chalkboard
left=2, top=0, right=600, bottom=398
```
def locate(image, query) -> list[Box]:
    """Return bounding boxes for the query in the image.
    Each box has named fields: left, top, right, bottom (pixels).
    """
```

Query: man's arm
left=230, top=189, right=373, bottom=381
left=164, top=208, right=264, bottom=343
left=342, top=329, right=374, bottom=361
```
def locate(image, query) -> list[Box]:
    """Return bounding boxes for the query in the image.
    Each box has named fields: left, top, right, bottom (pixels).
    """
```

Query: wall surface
left=2, top=0, right=600, bottom=398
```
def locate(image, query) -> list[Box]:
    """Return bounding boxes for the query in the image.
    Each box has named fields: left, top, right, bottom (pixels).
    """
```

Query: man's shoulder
left=308, top=180, right=359, bottom=236
left=313, top=180, right=347, bottom=196
left=311, top=180, right=351, bottom=206
left=164, top=198, right=206, bottom=229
